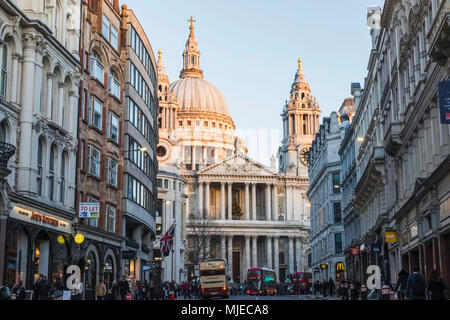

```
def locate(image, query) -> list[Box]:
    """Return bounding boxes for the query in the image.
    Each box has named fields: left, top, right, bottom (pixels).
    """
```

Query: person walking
left=112, top=281, right=120, bottom=300
left=12, top=281, right=26, bottom=300
left=405, top=267, right=426, bottom=300
left=38, top=276, right=51, bottom=300
left=119, top=276, right=129, bottom=300
left=394, top=269, right=409, bottom=300
left=427, top=269, right=446, bottom=300
left=329, top=278, right=335, bottom=297
left=96, top=281, right=106, bottom=300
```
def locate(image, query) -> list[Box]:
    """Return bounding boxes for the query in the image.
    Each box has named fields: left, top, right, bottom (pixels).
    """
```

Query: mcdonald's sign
left=336, top=262, right=345, bottom=272
left=385, top=231, right=397, bottom=243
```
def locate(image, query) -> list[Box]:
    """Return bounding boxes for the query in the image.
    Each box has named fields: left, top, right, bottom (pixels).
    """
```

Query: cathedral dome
left=169, top=77, right=231, bottom=117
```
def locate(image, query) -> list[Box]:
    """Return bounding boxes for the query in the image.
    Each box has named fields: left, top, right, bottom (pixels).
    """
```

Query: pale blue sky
left=124, top=0, right=385, bottom=165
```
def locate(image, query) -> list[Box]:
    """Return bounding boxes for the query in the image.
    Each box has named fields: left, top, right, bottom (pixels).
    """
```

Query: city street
left=177, top=294, right=340, bottom=301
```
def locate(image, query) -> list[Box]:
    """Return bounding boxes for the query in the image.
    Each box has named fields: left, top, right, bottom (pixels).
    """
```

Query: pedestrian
left=33, top=274, right=42, bottom=300
left=38, top=276, right=51, bottom=300
left=119, top=276, right=129, bottom=300
left=405, top=266, right=426, bottom=300
left=0, top=282, right=11, bottom=300
left=96, top=280, right=106, bottom=300
left=329, top=278, right=335, bottom=297
left=12, top=281, right=26, bottom=300
left=394, top=269, right=409, bottom=300
left=112, top=281, right=120, bottom=300
left=427, top=269, right=446, bottom=300
left=360, top=283, right=368, bottom=300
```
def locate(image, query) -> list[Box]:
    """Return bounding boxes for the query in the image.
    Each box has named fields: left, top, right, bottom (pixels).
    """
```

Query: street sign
left=79, top=202, right=100, bottom=218
left=57, top=235, right=65, bottom=244
left=122, top=250, right=137, bottom=260
left=372, top=246, right=380, bottom=253
left=438, top=81, right=450, bottom=124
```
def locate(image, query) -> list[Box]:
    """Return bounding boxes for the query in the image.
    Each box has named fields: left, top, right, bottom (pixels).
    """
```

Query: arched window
left=37, top=138, right=44, bottom=196
left=109, top=70, right=120, bottom=99
left=0, top=121, right=7, bottom=143
left=158, top=85, right=162, bottom=92
left=90, top=52, right=104, bottom=84
left=0, top=45, right=7, bottom=97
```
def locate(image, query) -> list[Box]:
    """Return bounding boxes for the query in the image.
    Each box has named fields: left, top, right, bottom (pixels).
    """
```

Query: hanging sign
left=78, top=202, right=100, bottom=218
left=57, top=235, right=65, bottom=244
left=320, top=264, right=328, bottom=269
left=385, top=231, right=398, bottom=243
left=438, top=81, right=450, bottom=124
left=336, top=262, right=345, bottom=272
left=74, top=233, right=85, bottom=244
left=350, top=248, right=360, bottom=256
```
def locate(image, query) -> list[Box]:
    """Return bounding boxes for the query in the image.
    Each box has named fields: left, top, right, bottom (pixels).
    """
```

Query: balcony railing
left=0, top=142, right=16, bottom=170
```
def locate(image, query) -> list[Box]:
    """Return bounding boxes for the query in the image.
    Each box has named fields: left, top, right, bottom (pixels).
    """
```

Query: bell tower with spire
left=278, top=58, right=321, bottom=176
left=180, top=17, right=204, bottom=79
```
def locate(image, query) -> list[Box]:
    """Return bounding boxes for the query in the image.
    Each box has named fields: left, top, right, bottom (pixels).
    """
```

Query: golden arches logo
left=336, top=262, right=345, bottom=271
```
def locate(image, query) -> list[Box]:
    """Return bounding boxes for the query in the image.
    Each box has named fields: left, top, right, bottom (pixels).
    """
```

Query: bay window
left=0, top=45, right=6, bottom=97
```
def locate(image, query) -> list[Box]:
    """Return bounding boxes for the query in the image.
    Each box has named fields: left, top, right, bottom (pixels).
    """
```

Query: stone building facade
left=75, top=0, right=125, bottom=299
left=308, top=110, right=347, bottom=282
left=0, top=0, right=81, bottom=290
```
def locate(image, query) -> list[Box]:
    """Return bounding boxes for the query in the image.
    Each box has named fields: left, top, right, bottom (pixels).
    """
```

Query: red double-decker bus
left=246, top=268, right=277, bottom=296
left=290, top=271, right=312, bottom=285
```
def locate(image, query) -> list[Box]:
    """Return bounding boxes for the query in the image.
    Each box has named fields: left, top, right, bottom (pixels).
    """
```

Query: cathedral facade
left=156, top=19, right=320, bottom=283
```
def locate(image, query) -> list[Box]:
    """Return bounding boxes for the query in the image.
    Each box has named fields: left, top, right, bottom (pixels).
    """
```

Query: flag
left=160, top=223, right=175, bottom=257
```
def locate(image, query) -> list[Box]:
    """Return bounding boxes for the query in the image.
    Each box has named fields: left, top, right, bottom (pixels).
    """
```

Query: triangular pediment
left=198, top=152, right=277, bottom=176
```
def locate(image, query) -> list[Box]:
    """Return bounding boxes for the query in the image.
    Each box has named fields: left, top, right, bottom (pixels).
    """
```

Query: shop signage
left=313, top=268, right=320, bottom=272
left=11, top=206, right=71, bottom=233
left=57, top=235, right=65, bottom=244
left=336, top=262, right=345, bottom=272
left=320, top=264, right=328, bottom=269
left=194, top=264, right=200, bottom=270
left=122, top=250, right=137, bottom=260
left=438, top=80, right=450, bottom=124
left=372, top=246, right=380, bottom=253
left=79, top=203, right=100, bottom=218
left=74, top=233, right=85, bottom=244
left=385, top=231, right=397, bottom=243
left=142, top=265, right=151, bottom=271
left=350, top=248, right=360, bottom=256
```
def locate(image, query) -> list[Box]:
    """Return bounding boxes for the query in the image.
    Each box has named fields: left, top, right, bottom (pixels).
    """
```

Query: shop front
left=4, top=204, right=72, bottom=290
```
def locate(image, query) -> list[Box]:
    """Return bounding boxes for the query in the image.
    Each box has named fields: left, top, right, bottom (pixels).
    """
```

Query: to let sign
left=79, top=202, right=100, bottom=218
left=438, top=81, right=450, bottom=124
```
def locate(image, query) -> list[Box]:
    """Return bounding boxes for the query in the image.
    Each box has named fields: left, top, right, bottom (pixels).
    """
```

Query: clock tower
left=278, top=58, right=321, bottom=177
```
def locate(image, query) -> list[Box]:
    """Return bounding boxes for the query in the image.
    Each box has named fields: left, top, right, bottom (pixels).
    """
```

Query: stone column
left=10, top=53, right=20, bottom=104
left=244, top=183, right=250, bottom=220
left=266, top=235, right=273, bottom=269
left=220, top=182, right=225, bottom=220
left=245, top=235, right=251, bottom=271
left=296, top=237, right=303, bottom=272
left=227, top=182, right=232, bottom=220
left=272, top=183, right=278, bottom=221
left=273, top=236, right=279, bottom=281
left=69, top=90, right=78, bottom=136
left=197, top=182, right=203, bottom=218
left=17, top=33, right=37, bottom=193
left=288, top=236, right=294, bottom=274
left=252, top=183, right=257, bottom=220
left=205, top=182, right=210, bottom=219
left=221, top=237, right=226, bottom=259
left=46, top=73, right=54, bottom=119
left=252, top=236, right=257, bottom=268
left=265, top=183, right=271, bottom=221
left=192, top=145, right=196, bottom=169
left=227, top=236, right=233, bottom=282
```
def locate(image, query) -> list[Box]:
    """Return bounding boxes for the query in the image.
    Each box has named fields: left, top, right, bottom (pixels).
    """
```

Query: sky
left=123, top=0, right=385, bottom=166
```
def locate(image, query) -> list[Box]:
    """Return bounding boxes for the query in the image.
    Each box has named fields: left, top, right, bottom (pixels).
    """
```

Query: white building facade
left=0, top=0, right=80, bottom=289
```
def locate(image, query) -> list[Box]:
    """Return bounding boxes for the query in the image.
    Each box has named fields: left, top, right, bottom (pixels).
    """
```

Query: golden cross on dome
left=188, top=16, right=196, bottom=27
left=298, top=58, right=302, bottom=70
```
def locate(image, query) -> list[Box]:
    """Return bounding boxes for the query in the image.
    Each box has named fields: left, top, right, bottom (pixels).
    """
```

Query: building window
left=86, top=196, right=99, bottom=228
left=164, top=179, right=168, bottom=189
left=60, top=154, right=66, bottom=203
left=92, top=97, right=103, bottom=130
left=335, top=233, right=342, bottom=254
left=49, top=145, right=56, bottom=201
left=109, top=70, right=120, bottom=99
left=90, top=52, right=104, bottom=84
left=156, top=179, right=162, bottom=188
left=0, top=45, right=7, bottom=97
left=88, top=146, right=100, bottom=178
left=102, top=15, right=110, bottom=40
left=332, top=173, right=340, bottom=193
left=127, top=175, right=152, bottom=213
left=106, top=157, right=118, bottom=187
left=333, top=202, right=342, bottom=224
left=106, top=204, right=116, bottom=233
left=111, top=25, right=118, bottom=50
left=107, top=112, right=119, bottom=142
left=37, top=139, right=43, bottom=196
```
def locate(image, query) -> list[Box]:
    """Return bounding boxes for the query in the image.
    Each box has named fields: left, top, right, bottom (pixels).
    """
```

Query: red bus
left=290, top=272, right=312, bottom=285
left=246, top=268, right=277, bottom=295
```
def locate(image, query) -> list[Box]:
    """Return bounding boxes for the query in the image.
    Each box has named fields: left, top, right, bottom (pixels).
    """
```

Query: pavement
left=176, top=294, right=342, bottom=300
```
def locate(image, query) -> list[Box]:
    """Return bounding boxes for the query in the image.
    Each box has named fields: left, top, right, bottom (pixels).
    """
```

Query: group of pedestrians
left=313, top=279, right=336, bottom=297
